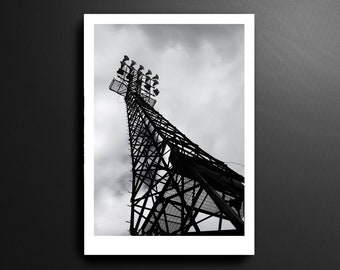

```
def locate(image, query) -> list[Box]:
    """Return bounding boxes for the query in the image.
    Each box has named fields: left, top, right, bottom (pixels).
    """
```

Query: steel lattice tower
left=109, top=56, right=244, bottom=236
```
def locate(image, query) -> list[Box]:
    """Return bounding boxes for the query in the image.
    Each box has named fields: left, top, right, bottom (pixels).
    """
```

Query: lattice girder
left=125, top=91, right=244, bottom=236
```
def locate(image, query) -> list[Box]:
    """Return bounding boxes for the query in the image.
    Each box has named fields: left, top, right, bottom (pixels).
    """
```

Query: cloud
left=94, top=24, right=244, bottom=235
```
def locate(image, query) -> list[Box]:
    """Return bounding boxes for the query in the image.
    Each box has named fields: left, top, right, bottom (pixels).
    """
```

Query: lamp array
left=116, top=55, right=160, bottom=96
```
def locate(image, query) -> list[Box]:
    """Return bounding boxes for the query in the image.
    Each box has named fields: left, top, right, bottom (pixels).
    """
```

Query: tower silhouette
left=109, top=56, right=244, bottom=235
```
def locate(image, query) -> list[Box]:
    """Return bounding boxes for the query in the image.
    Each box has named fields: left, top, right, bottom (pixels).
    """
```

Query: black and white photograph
left=4, top=0, right=340, bottom=267
left=84, top=14, right=254, bottom=255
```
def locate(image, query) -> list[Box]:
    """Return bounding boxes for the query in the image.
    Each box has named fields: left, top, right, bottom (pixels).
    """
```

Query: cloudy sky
left=94, top=24, right=244, bottom=235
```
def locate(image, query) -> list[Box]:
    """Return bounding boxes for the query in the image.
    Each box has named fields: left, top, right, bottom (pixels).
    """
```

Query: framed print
left=84, top=14, right=254, bottom=255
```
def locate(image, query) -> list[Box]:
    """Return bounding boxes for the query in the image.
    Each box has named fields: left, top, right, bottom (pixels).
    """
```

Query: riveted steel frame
left=125, top=91, right=244, bottom=236
left=110, top=60, right=244, bottom=236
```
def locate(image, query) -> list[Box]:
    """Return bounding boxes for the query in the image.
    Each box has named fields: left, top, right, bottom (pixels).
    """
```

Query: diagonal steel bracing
left=110, top=57, right=244, bottom=236
left=124, top=91, right=244, bottom=235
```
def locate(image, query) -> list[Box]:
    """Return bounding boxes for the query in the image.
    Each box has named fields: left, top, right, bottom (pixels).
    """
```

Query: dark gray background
left=1, top=0, right=340, bottom=269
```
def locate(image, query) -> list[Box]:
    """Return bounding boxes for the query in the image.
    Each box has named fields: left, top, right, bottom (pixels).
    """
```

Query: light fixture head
left=146, top=69, right=152, bottom=76
left=126, top=73, right=134, bottom=80
left=117, top=68, right=125, bottom=76
left=138, top=65, right=144, bottom=71
left=131, top=60, right=137, bottom=67
left=137, top=73, right=144, bottom=81
left=152, top=74, right=159, bottom=80
left=153, top=88, right=160, bottom=96
left=123, top=55, right=129, bottom=61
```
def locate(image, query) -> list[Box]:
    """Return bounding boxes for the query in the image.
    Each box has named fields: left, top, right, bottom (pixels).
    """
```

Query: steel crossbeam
left=109, top=57, right=244, bottom=235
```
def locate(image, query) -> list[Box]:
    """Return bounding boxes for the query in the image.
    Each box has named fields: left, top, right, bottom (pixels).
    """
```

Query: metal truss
left=110, top=57, right=244, bottom=236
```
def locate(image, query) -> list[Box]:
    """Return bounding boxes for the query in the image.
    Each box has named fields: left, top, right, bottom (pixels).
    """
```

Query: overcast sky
left=94, top=24, right=244, bottom=235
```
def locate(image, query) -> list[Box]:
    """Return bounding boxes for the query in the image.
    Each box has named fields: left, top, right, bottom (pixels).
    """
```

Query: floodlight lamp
left=152, top=80, right=159, bottom=86
left=123, top=55, right=129, bottom=61
left=131, top=60, right=137, bottom=67
left=117, top=68, right=125, bottom=76
left=120, top=61, right=127, bottom=68
left=152, top=74, right=159, bottom=80
left=146, top=69, right=152, bottom=76
left=126, top=73, right=134, bottom=80
left=138, top=65, right=144, bottom=71
left=144, top=84, right=151, bottom=91
left=153, top=88, right=160, bottom=96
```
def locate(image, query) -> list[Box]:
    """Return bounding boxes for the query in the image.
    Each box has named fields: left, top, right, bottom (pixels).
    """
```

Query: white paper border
left=84, top=14, right=254, bottom=255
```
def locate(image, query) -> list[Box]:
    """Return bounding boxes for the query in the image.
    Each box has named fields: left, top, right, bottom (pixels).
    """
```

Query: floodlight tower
left=109, top=55, right=244, bottom=235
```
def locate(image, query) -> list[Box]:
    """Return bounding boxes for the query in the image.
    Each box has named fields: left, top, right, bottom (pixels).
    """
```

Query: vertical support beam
left=188, top=164, right=244, bottom=233
left=111, top=60, right=244, bottom=236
